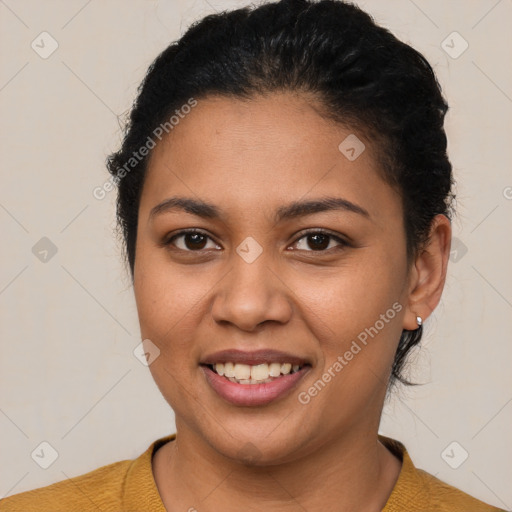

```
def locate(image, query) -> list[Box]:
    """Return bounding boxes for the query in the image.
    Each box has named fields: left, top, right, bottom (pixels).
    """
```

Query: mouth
left=199, top=349, right=311, bottom=406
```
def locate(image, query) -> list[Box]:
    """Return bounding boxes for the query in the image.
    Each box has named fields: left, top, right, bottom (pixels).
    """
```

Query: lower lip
left=201, top=365, right=310, bottom=407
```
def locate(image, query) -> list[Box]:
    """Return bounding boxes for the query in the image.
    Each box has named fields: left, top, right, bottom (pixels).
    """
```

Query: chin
left=199, top=419, right=314, bottom=467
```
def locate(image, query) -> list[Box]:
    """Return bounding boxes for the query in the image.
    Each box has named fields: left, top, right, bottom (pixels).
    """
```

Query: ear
left=403, top=214, right=452, bottom=330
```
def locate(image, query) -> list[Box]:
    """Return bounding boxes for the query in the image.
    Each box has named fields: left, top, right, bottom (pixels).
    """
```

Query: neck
left=153, top=421, right=402, bottom=512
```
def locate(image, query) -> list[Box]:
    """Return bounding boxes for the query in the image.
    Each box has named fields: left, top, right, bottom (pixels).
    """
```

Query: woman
left=0, top=0, right=505, bottom=510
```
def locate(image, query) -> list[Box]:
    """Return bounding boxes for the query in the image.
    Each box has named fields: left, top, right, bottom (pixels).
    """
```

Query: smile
left=208, top=362, right=304, bottom=384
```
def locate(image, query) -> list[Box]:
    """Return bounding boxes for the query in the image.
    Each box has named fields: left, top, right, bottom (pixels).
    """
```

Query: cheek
left=134, top=249, right=186, bottom=345
left=133, top=253, right=206, bottom=414
left=299, top=260, right=405, bottom=342
left=133, top=247, right=220, bottom=369
left=292, top=265, right=405, bottom=425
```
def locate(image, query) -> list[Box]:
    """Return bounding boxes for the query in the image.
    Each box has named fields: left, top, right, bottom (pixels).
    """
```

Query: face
left=133, top=91, right=413, bottom=464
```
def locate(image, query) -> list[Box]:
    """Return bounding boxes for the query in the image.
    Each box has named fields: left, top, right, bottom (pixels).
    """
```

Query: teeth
left=269, top=363, right=281, bottom=377
left=281, top=363, right=292, bottom=375
left=233, top=363, right=251, bottom=380
left=251, top=363, right=269, bottom=381
left=212, top=361, right=303, bottom=383
left=224, top=362, right=235, bottom=378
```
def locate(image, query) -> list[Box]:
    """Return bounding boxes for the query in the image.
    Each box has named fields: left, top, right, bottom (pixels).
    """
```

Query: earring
left=416, top=316, right=423, bottom=328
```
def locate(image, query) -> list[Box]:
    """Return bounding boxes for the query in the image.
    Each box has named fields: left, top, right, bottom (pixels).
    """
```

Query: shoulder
left=0, top=435, right=175, bottom=512
left=414, top=467, right=506, bottom=512
left=0, top=458, right=132, bottom=512
left=380, top=435, right=506, bottom=512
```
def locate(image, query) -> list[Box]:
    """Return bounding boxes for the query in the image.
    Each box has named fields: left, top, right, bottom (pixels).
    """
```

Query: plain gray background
left=0, top=0, right=511, bottom=509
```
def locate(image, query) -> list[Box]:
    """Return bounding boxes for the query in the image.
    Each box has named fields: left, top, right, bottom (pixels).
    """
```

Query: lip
left=201, top=364, right=310, bottom=407
left=200, top=349, right=309, bottom=366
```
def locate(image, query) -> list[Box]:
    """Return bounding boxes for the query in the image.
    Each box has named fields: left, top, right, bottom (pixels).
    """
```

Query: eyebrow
left=148, top=195, right=370, bottom=224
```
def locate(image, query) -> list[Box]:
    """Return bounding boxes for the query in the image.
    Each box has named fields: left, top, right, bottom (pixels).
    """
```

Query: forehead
left=147, top=92, right=372, bottom=171
left=141, top=92, right=400, bottom=223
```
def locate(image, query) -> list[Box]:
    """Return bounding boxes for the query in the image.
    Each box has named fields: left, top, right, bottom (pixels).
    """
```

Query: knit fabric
left=0, top=434, right=505, bottom=511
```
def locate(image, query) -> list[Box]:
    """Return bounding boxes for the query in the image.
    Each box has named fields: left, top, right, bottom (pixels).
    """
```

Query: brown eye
left=291, top=230, right=348, bottom=252
left=165, top=230, right=220, bottom=251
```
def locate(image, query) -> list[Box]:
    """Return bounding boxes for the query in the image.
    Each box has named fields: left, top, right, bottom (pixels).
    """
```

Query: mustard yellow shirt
left=0, top=434, right=505, bottom=511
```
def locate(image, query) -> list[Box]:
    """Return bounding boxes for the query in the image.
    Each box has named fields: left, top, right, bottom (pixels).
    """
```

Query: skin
left=133, top=91, right=451, bottom=512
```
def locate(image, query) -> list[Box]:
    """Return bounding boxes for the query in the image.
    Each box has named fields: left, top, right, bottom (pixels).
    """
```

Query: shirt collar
left=122, top=434, right=175, bottom=511
left=379, top=434, right=431, bottom=511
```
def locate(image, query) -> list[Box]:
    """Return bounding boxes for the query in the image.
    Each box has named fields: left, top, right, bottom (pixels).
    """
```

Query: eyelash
left=163, top=228, right=349, bottom=254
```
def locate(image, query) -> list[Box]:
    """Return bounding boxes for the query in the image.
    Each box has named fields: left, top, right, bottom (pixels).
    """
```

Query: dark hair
left=106, top=0, right=454, bottom=387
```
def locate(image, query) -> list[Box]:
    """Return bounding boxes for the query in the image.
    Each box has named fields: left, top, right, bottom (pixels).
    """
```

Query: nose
left=210, top=252, right=293, bottom=332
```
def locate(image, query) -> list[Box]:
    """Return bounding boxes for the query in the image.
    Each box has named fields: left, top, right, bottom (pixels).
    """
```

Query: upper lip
left=200, top=349, right=309, bottom=366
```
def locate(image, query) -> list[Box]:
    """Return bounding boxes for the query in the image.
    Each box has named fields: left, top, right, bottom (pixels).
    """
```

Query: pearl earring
left=416, top=316, right=423, bottom=328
